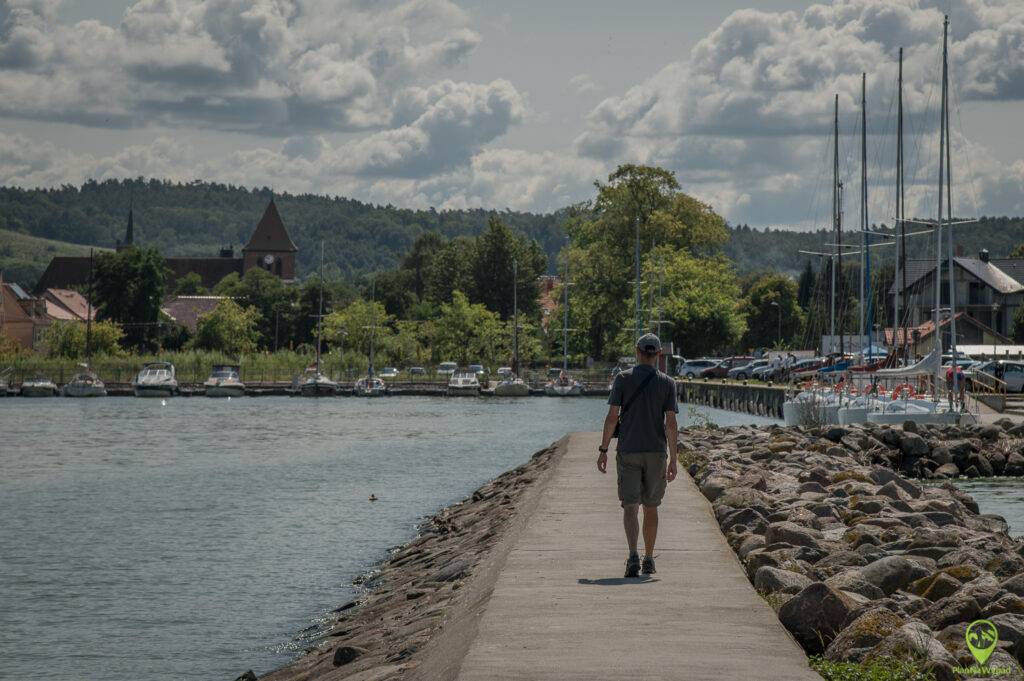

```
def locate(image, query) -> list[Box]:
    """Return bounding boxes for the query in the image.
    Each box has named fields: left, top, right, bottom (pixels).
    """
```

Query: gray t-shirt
left=608, top=364, right=679, bottom=454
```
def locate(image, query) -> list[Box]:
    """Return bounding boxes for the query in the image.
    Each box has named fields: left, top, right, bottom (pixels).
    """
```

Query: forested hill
left=2, top=178, right=1023, bottom=286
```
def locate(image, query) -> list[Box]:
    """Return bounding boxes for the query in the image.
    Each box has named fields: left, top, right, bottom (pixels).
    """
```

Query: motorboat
left=448, top=370, right=480, bottom=396
left=21, top=373, right=58, bottom=397
left=545, top=370, right=584, bottom=396
left=63, top=364, right=107, bottom=397
left=204, top=364, right=245, bottom=397
left=494, top=375, right=530, bottom=397
left=133, top=362, right=178, bottom=397
left=354, top=375, right=387, bottom=397
left=0, top=367, right=12, bottom=396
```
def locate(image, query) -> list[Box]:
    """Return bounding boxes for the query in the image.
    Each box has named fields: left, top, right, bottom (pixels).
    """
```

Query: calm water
left=0, top=396, right=773, bottom=681
left=954, top=479, right=1024, bottom=538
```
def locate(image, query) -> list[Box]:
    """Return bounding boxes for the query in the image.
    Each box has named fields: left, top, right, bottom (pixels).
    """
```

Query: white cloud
left=568, top=73, right=599, bottom=95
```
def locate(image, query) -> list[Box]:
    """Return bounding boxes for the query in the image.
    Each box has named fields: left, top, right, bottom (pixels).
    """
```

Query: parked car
left=728, top=359, right=768, bottom=380
left=379, top=367, right=399, bottom=378
left=788, top=357, right=826, bottom=380
left=469, top=364, right=487, bottom=377
left=751, top=363, right=775, bottom=381
left=700, top=356, right=755, bottom=379
left=409, top=367, right=426, bottom=376
left=677, top=359, right=717, bottom=379
left=497, top=367, right=513, bottom=378
left=547, top=367, right=563, bottom=379
left=437, top=361, right=458, bottom=376
left=968, top=360, right=1024, bottom=392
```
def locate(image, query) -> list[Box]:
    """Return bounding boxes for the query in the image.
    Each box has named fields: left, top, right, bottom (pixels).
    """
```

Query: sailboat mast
left=562, top=254, right=569, bottom=372
left=861, top=72, right=872, bottom=361
left=316, top=241, right=324, bottom=375
left=934, top=17, right=947, bottom=395
left=897, top=47, right=906, bottom=359
left=85, top=249, right=94, bottom=363
left=634, top=215, right=641, bottom=341
left=369, top=279, right=376, bottom=378
left=943, top=16, right=957, bottom=372
left=513, top=259, right=519, bottom=375
left=831, top=93, right=839, bottom=356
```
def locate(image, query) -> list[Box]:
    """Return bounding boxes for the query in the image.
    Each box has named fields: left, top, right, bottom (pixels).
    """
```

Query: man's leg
left=623, top=504, right=640, bottom=554
left=642, top=505, right=658, bottom=557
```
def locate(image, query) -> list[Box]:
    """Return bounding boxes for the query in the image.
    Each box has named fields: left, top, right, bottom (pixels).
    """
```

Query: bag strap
left=620, top=370, right=657, bottom=415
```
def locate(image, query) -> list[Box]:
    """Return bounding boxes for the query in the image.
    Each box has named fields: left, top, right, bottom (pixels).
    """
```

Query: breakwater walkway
left=677, top=379, right=786, bottom=419
left=453, top=432, right=817, bottom=681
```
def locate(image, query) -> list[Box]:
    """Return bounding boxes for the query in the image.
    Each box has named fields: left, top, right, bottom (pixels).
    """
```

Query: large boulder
left=920, top=590, right=981, bottom=629
left=777, top=582, right=858, bottom=654
left=859, top=555, right=929, bottom=595
left=754, top=566, right=814, bottom=595
left=967, top=452, right=995, bottom=478
left=764, top=521, right=823, bottom=549
left=823, top=607, right=904, bottom=662
left=825, top=571, right=886, bottom=600
left=715, top=486, right=772, bottom=510
left=1006, top=452, right=1024, bottom=476
left=900, top=433, right=930, bottom=458
left=868, top=622, right=956, bottom=667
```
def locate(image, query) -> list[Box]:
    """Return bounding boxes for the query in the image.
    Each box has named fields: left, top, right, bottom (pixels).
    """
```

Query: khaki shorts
left=616, top=451, right=668, bottom=507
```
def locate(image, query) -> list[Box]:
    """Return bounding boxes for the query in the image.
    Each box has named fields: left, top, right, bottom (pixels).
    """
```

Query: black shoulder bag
left=612, top=371, right=657, bottom=439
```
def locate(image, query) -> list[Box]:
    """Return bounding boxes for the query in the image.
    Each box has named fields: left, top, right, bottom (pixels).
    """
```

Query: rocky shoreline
left=685, top=422, right=1024, bottom=680
left=244, top=438, right=566, bottom=681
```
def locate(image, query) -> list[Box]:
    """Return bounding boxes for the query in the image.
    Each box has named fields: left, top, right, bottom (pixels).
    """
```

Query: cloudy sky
left=0, top=0, right=1022, bottom=228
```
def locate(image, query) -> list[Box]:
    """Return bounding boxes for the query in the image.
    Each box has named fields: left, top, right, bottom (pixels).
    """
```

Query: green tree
left=426, top=237, right=475, bottom=304
left=471, top=217, right=547, bottom=319
left=174, top=272, right=208, bottom=295
left=212, top=272, right=244, bottom=296
left=93, top=247, right=168, bottom=350
left=401, top=231, right=445, bottom=300
left=322, top=298, right=393, bottom=364
left=740, top=273, right=804, bottom=349
left=567, top=164, right=730, bottom=359
left=432, top=291, right=504, bottom=365
left=188, top=299, right=260, bottom=355
left=796, top=260, right=815, bottom=310
left=43, top=320, right=125, bottom=358
left=1011, top=244, right=1024, bottom=258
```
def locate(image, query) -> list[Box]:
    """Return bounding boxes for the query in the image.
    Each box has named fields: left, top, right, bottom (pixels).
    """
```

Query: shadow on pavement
left=577, top=576, right=658, bottom=586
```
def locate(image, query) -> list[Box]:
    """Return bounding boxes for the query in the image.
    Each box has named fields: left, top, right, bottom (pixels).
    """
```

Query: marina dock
left=452, top=431, right=818, bottom=681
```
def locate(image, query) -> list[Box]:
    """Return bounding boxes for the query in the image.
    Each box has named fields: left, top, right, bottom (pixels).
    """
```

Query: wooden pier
left=676, top=379, right=786, bottom=419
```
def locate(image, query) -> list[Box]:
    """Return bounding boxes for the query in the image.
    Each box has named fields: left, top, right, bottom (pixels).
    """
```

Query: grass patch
left=809, top=656, right=935, bottom=681
left=0, top=228, right=109, bottom=288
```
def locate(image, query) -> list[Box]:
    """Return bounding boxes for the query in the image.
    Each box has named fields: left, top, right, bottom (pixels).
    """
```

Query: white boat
left=204, top=364, right=245, bottom=397
left=1, top=367, right=13, bottom=396
left=354, top=376, right=387, bottom=397
left=544, top=255, right=584, bottom=397
left=448, top=370, right=480, bottom=396
left=63, top=364, right=107, bottom=397
left=64, top=251, right=106, bottom=398
left=133, top=361, right=178, bottom=397
left=495, top=376, right=530, bottom=396
left=299, top=368, right=338, bottom=397
left=299, top=241, right=338, bottom=398
left=21, top=373, right=58, bottom=397
left=545, top=371, right=584, bottom=396
left=492, top=259, right=529, bottom=398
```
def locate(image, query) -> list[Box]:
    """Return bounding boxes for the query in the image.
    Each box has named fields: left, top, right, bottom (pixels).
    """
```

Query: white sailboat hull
left=21, top=382, right=58, bottom=397
left=544, top=382, right=583, bottom=397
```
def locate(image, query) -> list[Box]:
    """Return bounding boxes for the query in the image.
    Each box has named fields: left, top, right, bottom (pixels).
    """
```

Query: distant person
left=770, top=354, right=782, bottom=380
left=597, top=333, right=679, bottom=578
left=946, top=363, right=966, bottom=411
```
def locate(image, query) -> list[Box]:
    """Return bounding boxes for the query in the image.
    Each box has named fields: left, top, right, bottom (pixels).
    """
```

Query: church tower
left=115, top=204, right=135, bottom=252
left=242, top=199, right=298, bottom=280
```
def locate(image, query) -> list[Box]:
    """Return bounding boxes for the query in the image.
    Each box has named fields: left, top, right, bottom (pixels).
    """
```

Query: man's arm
left=597, top=405, right=618, bottom=473
left=664, top=410, right=678, bottom=482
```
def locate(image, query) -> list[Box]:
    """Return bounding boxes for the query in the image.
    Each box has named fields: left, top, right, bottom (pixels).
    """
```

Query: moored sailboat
left=494, top=259, right=530, bottom=397
left=299, top=241, right=338, bottom=397
left=63, top=250, right=107, bottom=397
left=545, top=253, right=584, bottom=397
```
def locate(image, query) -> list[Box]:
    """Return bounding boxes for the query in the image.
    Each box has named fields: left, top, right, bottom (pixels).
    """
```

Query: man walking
left=598, top=333, right=679, bottom=578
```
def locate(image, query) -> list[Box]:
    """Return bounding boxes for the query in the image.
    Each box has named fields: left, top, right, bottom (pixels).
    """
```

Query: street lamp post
left=769, top=301, right=782, bottom=346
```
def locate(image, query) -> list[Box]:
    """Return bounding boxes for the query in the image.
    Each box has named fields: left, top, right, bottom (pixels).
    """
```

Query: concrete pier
left=453, top=432, right=818, bottom=681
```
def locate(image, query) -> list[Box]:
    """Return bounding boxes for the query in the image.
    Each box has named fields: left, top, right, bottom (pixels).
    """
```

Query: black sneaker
left=624, top=554, right=641, bottom=578
left=641, top=556, right=656, bottom=574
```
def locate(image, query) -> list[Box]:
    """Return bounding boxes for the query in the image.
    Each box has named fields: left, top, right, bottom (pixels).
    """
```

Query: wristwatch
left=598, top=446, right=608, bottom=453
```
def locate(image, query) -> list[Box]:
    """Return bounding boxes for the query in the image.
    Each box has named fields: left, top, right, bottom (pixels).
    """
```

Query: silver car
left=970, top=361, right=1024, bottom=392
left=727, top=359, right=768, bottom=380
left=677, top=359, right=717, bottom=379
